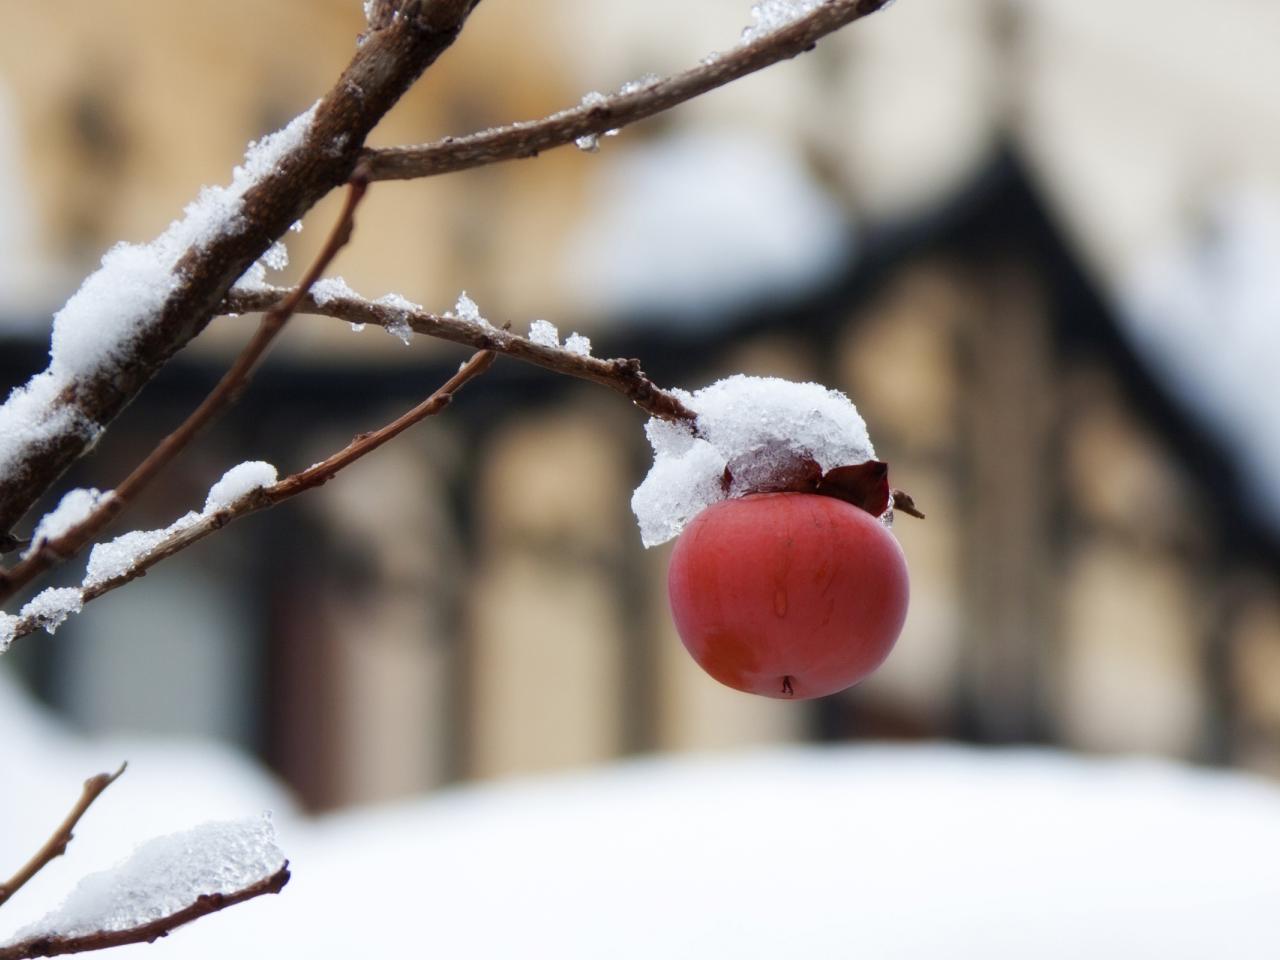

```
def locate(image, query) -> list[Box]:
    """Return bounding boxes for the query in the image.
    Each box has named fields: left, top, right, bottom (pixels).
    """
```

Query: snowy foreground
left=3, top=673, right=1279, bottom=959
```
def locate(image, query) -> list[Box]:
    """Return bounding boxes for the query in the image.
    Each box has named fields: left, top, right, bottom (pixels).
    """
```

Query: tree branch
left=361, top=0, right=891, bottom=181
left=0, top=175, right=371, bottom=605
left=224, top=286, right=697, bottom=423
left=0, top=766, right=126, bottom=911
left=225, top=288, right=925, bottom=520
left=0, top=0, right=483, bottom=541
left=1, top=352, right=495, bottom=647
left=0, top=865, right=290, bottom=960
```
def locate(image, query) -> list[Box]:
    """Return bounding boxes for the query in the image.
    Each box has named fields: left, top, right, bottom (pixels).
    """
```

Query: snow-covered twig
left=0, top=815, right=290, bottom=960
left=1, top=352, right=495, bottom=650
left=0, top=176, right=371, bottom=605
left=0, top=869, right=289, bottom=960
left=361, top=0, right=892, bottom=181
left=0, top=2, right=480, bottom=542
left=0, top=766, right=126, bottom=911
left=225, top=286, right=697, bottom=423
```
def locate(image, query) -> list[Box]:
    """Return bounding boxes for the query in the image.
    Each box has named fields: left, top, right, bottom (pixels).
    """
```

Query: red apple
left=667, top=492, right=909, bottom=699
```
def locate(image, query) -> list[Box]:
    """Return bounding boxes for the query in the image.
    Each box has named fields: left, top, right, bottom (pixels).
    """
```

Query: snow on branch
left=225, top=285, right=698, bottom=423
left=0, top=2, right=482, bottom=542
left=0, top=816, right=289, bottom=960
left=0, top=352, right=495, bottom=652
left=0, top=175, right=372, bottom=607
left=360, top=0, right=893, bottom=182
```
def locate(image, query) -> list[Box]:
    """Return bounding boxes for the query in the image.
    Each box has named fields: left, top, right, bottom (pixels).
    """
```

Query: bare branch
left=2, top=352, right=495, bottom=647
left=361, top=0, right=892, bottom=181
left=891, top=489, right=925, bottom=519
left=0, top=1, right=482, bottom=541
left=0, top=865, right=290, bottom=960
left=224, top=286, right=697, bottom=423
left=0, top=765, right=126, bottom=910
left=0, top=175, right=371, bottom=605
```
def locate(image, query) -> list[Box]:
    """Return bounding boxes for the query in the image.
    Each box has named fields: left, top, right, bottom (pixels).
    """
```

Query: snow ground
left=2, top=668, right=1279, bottom=959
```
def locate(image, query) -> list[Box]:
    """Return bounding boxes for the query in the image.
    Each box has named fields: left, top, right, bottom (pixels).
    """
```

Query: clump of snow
left=24, top=488, right=111, bottom=558
left=574, top=91, right=611, bottom=153
left=48, top=103, right=317, bottom=385
left=631, top=375, right=875, bottom=546
left=619, top=74, right=660, bottom=97
left=528, top=319, right=560, bottom=348
left=374, top=293, right=420, bottom=345
left=563, top=131, right=852, bottom=322
left=16, top=587, right=83, bottom=636
left=564, top=333, right=593, bottom=357
left=261, top=240, right=289, bottom=272
left=204, top=461, right=277, bottom=513
left=77, top=462, right=277, bottom=595
left=11, top=815, right=285, bottom=942
left=0, top=375, right=100, bottom=489
left=0, top=613, right=15, bottom=653
left=82, top=518, right=198, bottom=589
left=740, top=0, right=825, bottom=44
left=0, top=102, right=317, bottom=494
left=447, top=291, right=489, bottom=327
left=310, top=276, right=358, bottom=307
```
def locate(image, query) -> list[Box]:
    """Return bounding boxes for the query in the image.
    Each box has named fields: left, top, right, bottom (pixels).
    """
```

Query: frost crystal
left=17, top=587, right=83, bottom=636
left=310, top=276, right=358, bottom=306
left=84, top=520, right=197, bottom=589
left=564, top=333, right=593, bottom=357
left=375, top=292, right=421, bottom=345
left=204, top=461, right=278, bottom=513
left=619, top=74, right=660, bottom=96
left=631, top=375, right=875, bottom=546
left=575, top=91, right=615, bottom=153
left=449, top=291, right=489, bottom=327
left=11, top=815, right=286, bottom=942
left=528, top=319, right=560, bottom=348
left=261, top=240, right=289, bottom=271
left=25, top=488, right=111, bottom=558
left=741, top=0, right=825, bottom=44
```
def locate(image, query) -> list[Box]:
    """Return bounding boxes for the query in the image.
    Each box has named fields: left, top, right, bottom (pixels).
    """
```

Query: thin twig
left=361, top=0, right=892, bottom=181
left=2, top=352, right=495, bottom=647
left=225, top=286, right=697, bottom=423
left=890, top=488, right=925, bottom=519
left=0, top=765, right=126, bottom=910
left=0, top=864, right=290, bottom=960
left=0, top=176, right=371, bottom=605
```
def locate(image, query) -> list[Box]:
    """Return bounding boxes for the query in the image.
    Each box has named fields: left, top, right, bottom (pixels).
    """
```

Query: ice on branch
left=564, top=333, right=593, bottom=357
left=310, top=276, right=358, bottom=307
left=528, top=319, right=560, bottom=348
left=0, top=103, right=317, bottom=484
left=631, top=375, right=875, bottom=546
left=82, top=461, right=277, bottom=590
left=574, top=91, right=611, bottom=153
left=16, top=587, right=83, bottom=635
left=741, top=0, right=826, bottom=44
left=374, top=292, right=421, bottom=345
left=24, top=487, right=112, bottom=557
left=204, top=461, right=278, bottom=513
left=447, top=291, right=490, bottom=328
left=9, top=815, right=286, bottom=944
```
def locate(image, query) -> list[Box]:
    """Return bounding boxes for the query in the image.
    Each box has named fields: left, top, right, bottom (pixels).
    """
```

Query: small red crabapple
left=667, top=492, right=909, bottom=700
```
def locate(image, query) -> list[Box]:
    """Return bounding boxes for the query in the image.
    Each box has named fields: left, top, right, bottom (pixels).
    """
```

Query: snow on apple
left=633, top=374, right=907, bottom=700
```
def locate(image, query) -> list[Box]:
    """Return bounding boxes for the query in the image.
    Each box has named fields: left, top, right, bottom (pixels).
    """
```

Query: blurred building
left=2, top=1, right=1279, bottom=809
